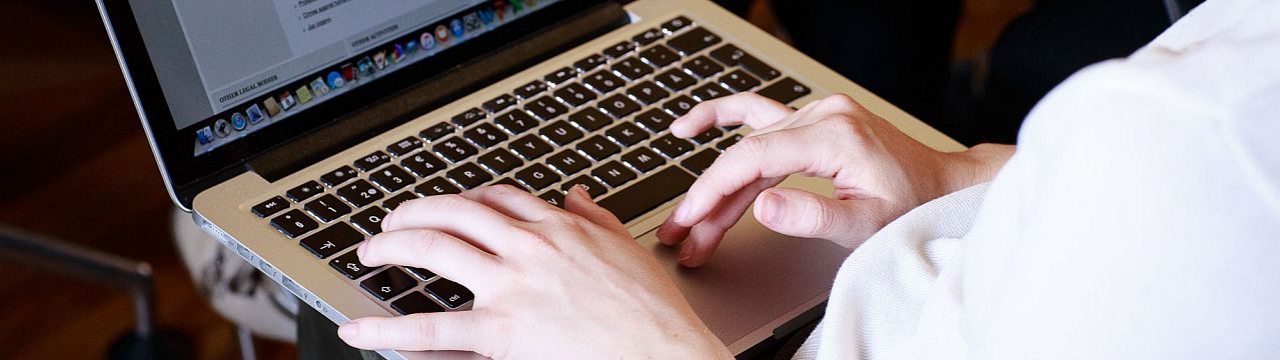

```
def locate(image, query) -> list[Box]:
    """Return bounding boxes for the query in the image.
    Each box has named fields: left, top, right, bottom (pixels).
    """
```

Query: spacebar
left=598, top=167, right=697, bottom=223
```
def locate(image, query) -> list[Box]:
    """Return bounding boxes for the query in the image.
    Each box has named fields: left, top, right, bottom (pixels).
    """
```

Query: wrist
left=937, top=143, right=1015, bottom=195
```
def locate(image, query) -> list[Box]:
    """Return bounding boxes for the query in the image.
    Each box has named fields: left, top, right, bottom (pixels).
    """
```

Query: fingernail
left=674, top=202, right=692, bottom=225
left=760, top=192, right=783, bottom=224
left=357, top=241, right=368, bottom=259
left=338, top=322, right=360, bottom=339
left=678, top=242, right=694, bottom=261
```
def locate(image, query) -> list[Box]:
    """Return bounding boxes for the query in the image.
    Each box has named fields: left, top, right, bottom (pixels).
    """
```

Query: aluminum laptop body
left=97, top=0, right=964, bottom=358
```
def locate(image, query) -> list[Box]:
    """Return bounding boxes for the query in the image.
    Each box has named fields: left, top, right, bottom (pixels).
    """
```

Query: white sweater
left=794, top=0, right=1280, bottom=358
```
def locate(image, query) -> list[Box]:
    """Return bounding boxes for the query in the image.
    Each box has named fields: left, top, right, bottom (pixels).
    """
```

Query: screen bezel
left=100, top=0, right=605, bottom=193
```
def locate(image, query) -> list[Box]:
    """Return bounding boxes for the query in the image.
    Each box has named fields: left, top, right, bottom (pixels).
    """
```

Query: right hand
left=657, top=93, right=1012, bottom=267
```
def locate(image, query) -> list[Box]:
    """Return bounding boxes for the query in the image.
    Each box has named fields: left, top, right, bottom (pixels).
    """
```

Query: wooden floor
left=0, top=1, right=1022, bottom=359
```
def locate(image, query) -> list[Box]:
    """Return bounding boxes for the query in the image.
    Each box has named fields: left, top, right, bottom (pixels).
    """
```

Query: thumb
left=752, top=188, right=884, bottom=245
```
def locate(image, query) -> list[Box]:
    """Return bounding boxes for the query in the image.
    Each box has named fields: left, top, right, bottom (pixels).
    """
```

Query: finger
left=671, top=124, right=835, bottom=228
left=746, top=94, right=868, bottom=137
left=657, top=177, right=774, bottom=245
left=669, top=92, right=793, bottom=138
left=676, top=177, right=783, bottom=267
left=564, top=185, right=628, bottom=235
left=383, top=194, right=527, bottom=253
left=752, top=187, right=887, bottom=243
left=340, top=311, right=495, bottom=355
left=358, top=228, right=501, bottom=289
left=460, top=184, right=558, bottom=222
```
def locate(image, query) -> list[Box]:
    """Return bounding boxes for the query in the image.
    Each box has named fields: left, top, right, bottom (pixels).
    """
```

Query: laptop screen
left=126, top=0, right=561, bottom=156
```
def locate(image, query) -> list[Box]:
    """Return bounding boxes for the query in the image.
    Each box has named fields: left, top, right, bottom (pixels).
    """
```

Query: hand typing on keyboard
left=337, top=185, right=732, bottom=359
left=657, top=93, right=1014, bottom=267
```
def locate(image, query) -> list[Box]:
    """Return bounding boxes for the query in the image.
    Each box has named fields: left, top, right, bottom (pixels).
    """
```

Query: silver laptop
left=97, top=0, right=963, bottom=358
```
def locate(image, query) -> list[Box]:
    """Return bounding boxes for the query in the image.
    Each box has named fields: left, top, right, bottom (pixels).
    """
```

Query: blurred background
left=0, top=0, right=1191, bottom=358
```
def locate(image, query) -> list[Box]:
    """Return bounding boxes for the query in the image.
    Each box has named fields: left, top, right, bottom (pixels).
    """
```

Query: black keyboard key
left=598, top=94, right=642, bottom=118
left=451, top=108, right=487, bottom=127
left=350, top=207, right=387, bottom=235
left=756, top=78, right=812, bottom=105
left=691, top=82, right=731, bottom=101
left=640, top=45, right=679, bottom=67
left=354, top=151, right=392, bottom=172
left=574, top=53, right=607, bottom=72
left=613, top=57, right=654, bottom=81
left=539, top=120, right=584, bottom=146
left=300, top=222, right=364, bottom=259
left=287, top=181, right=325, bottom=202
left=603, top=40, right=636, bottom=59
left=321, top=166, right=359, bottom=187
left=544, top=67, right=577, bottom=85
left=621, top=147, right=667, bottom=173
left=691, top=127, right=725, bottom=144
left=391, top=292, right=445, bottom=315
left=494, top=110, right=539, bottom=135
left=336, top=179, right=385, bottom=208
left=654, top=68, right=696, bottom=91
left=635, top=109, right=676, bottom=133
left=420, top=122, right=456, bottom=142
left=568, top=108, right=613, bottom=131
left=401, top=151, right=448, bottom=178
left=482, top=94, right=517, bottom=113
left=546, top=150, right=591, bottom=176
left=331, top=250, right=376, bottom=280
left=425, top=278, right=474, bottom=308
left=663, top=95, right=698, bottom=116
left=651, top=134, right=695, bottom=158
left=433, top=137, right=479, bottom=163
left=361, top=268, right=417, bottom=301
left=668, top=27, right=722, bottom=55
left=369, top=165, right=416, bottom=192
left=270, top=209, right=318, bottom=238
left=539, top=190, right=566, bottom=207
left=719, top=69, right=762, bottom=92
left=509, top=134, right=554, bottom=160
left=605, top=122, right=650, bottom=146
left=524, top=96, right=569, bottom=121
left=598, top=167, right=697, bottom=223
left=577, top=135, right=621, bottom=161
left=563, top=176, right=607, bottom=198
left=386, top=136, right=424, bottom=157
left=633, top=27, right=664, bottom=46
left=710, top=44, right=781, bottom=81
left=447, top=163, right=494, bottom=190
left=592, top=161, right=638, bottom=187
left=463, top=123, right=508, bottom=148
left=514, top=163, right=561, bottom=191
left=683, top=56, right=725, bottom=79
left=514, top=80, right=548, bottom=99
left=492, top=177, right=528, bottom=191
left=416, top=177, right=461, bottom=197
left=553, top=83, right=597, bottom=107
left=583, top=70, right=624, bottom=94
left=627, top=82, right=670, bottom=105
left=478, top=148, right=524, bottom=175
left=661, top=16, right=692, bottom=33
left=406, top=267, right=437, bottom=280
left=382, top=192, right=420, bottom=211
left=717, top=134, right=744, bottom=150
left=304, top=194, right=352, bottom=222
left=252, top=196, right=289, bottom=218
left=681, top=149, right=720, bottom=175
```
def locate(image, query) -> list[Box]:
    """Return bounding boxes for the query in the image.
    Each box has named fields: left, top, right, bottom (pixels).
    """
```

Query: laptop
left=97, top=0, right=964, bottom=358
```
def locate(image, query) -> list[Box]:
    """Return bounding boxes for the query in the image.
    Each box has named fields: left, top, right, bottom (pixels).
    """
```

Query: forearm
left=937, top=144, right=1016, bottom=195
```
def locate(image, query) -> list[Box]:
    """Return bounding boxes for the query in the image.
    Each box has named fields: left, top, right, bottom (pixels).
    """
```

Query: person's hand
left=658, top=93, right=1013, bottom=267
left=337, top=185, right=733, bottom=359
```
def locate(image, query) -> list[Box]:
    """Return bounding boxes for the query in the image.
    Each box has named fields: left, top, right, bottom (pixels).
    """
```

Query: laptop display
left=124, top=0, right=560, bottom=156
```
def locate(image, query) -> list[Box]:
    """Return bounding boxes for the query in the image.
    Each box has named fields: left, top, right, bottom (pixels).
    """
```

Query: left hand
left=337, top=185, right=732, bottom=359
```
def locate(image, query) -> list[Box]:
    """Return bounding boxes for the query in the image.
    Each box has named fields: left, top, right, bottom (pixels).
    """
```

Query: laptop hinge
left=247, top=2, right=630, bottom=183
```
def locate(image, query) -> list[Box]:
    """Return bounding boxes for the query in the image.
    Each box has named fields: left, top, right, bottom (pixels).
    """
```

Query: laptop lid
left=98, top=0, right=609, bottom=209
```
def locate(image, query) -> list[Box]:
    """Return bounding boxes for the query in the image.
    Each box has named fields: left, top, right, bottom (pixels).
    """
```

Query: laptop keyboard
left=249, top=16, right=811, bottom=315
